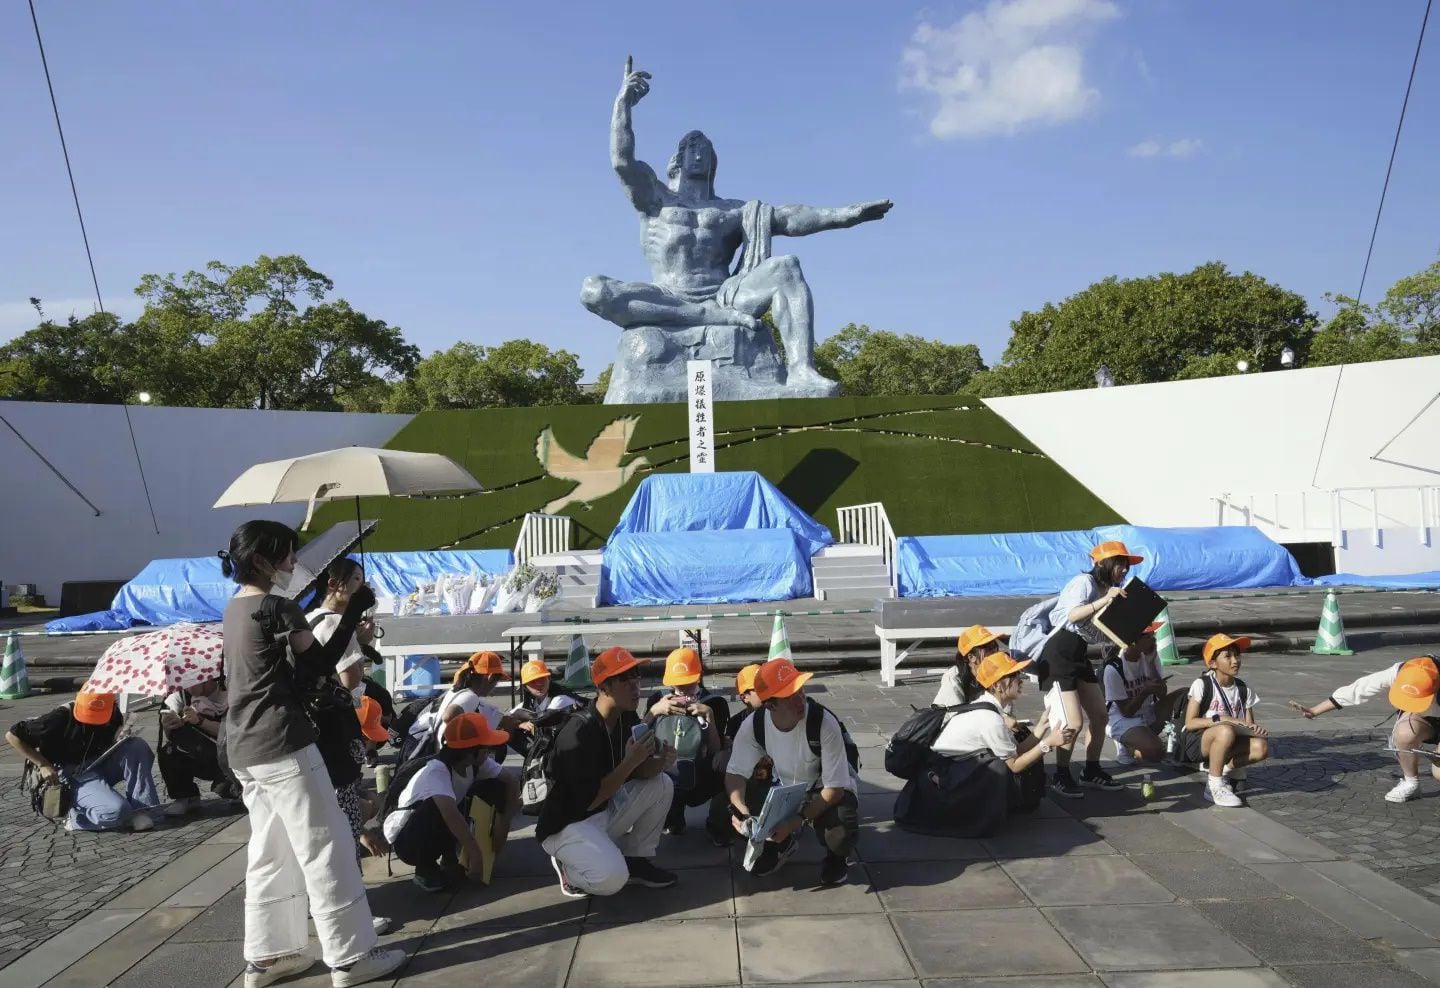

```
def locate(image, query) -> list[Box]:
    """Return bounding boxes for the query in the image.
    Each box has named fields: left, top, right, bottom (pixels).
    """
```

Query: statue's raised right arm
left=611, top=58, right=663, bottom=215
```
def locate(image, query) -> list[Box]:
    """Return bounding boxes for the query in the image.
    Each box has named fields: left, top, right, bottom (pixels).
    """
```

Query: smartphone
left=631, top=723, right=653, bottom=744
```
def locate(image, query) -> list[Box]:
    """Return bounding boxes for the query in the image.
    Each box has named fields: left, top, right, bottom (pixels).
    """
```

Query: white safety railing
left=514, top=512, right=572, bottom=562
left=836, top=502, right=898, bottom=590
left=1214, top=485, right=1440, bottom=548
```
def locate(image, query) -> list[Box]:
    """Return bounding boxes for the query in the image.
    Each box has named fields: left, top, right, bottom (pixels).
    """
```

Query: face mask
left=269, top=567, right=293, bottom=593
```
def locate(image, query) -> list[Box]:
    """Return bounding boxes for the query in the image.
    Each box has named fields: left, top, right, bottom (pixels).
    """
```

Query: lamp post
left=1094, top=364, right=1115, bottom=388
left=1280, top=346, right=1296, bottom=369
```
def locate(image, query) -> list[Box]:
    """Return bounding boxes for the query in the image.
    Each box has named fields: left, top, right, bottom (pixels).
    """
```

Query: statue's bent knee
left=580, top=275, right=611, bottom=313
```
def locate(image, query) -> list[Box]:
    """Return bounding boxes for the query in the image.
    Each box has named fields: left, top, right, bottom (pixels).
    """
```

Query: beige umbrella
left=214, top=446, right=483, bottom=567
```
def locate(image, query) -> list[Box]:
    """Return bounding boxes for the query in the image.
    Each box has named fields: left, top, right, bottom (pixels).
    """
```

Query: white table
left=876, top=623, right=1015, bottom=688
left=373, top=615, right=544, bottom=698
left=502, top=619, right=712, bottom=705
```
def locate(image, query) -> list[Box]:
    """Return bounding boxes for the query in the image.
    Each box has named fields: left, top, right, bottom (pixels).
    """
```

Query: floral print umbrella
left=85, top=623, right=224, bottom=696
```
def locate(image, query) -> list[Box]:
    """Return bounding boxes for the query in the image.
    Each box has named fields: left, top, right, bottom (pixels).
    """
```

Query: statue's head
left=667, top=130, right=717, bottom=191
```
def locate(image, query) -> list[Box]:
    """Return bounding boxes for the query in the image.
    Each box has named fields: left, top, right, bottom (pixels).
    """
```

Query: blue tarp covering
left=609, top=472, right=833, bottom=556
left=898, top=525, right=1306, bottom=598
left=45, top=609, right=138, bottom=633
left=603, top=530, right=814, bottom=606
left=1310, top=571, right=1440, bottom=589
left=602, top=472, right=832, bottom=605
left=356, top=549, right=514, bottom=600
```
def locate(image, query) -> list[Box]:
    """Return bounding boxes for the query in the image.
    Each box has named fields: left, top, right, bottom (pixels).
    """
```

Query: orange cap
left=356, top=695, right=388, bottom=743
left=73, top=691, right=115, bottom=726
left=1091, top=541, right=1143, bottom=566
left=592, top=646, right=644, bottom=687
left=455, top=650, right=509, bottom=684
left=663, top=647, right=703, bottom=687
left=520, top=659, right=552, bottom=685
left=1202, top=633, right=1251, bottom=666
left=736, top=663, right=762, bottom=694
left=975, top=651, right=1034, bottom=689
left=957, top=624, right=1008, bottom=657
left=1389, top=657, right=1440, bottom=713
left=443, top=711, right=510, bottom=749
left=754, top=658, right=812, bottom=701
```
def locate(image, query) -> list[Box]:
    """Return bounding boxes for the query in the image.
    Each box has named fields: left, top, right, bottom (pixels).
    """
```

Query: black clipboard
left=1092, top=577, right=1166, bottom=647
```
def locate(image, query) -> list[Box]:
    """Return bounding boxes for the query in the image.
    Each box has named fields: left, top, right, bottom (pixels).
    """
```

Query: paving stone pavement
left=7, top=641, right=1440, bottom=985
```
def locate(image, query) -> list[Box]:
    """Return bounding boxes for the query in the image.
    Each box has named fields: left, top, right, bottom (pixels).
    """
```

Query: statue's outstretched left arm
left=773, top=199, right=892, bottom=237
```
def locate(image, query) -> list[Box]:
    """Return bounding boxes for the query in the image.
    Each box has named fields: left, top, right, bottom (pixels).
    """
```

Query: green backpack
left=654, top=713, right=706, bottom=761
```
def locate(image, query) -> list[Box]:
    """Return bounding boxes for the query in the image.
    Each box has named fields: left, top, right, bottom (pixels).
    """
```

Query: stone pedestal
left=603, top=323, right=836, bottom=403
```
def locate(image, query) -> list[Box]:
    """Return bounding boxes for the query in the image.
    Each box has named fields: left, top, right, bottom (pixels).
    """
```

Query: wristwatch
left=1039, top=741, right=1054, bottom=754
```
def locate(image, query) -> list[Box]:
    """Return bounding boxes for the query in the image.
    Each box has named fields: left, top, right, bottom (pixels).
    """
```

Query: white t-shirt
left=1102, top=652, right=1162, bottom=731
left=381, top=758, right=474, bottom=843
left=1187, top=674, right=1259, bottom=722
left=306, top=608, right=367, bottom=672
left=409, top=689, right=506, bottom=780
left=1051, top=573, right=1109, bottom=645
left=726, top=707, right=855, bottom=793
left=933, top=667, right=965, bottom=708
left=931, top=693, right=1017, bottom=759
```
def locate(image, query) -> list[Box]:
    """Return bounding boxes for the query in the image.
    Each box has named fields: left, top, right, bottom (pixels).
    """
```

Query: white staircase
left=812, top=543, right=895, bottom=602
left=528, top=550, right=603, bottom=609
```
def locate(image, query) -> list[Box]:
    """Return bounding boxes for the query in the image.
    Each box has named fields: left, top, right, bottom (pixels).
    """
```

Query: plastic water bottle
left=375, top=763, right=393, bottom=794
left=1141, top=772, right=1155, bottom=801
left=1161, top=722, right=1177, bottom=759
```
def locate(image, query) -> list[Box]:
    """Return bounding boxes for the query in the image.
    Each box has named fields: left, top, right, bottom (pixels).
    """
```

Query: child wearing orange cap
left=643, top=647, right=730, bottom=835
left=1292, top=654, right=1440, bottom=803
left=510, top=659, right=583, bottom=757
left=935, top=625, right=1010, bottom=707
left=704, top=664, right=770, bottom=846
left=1037, top=541, right=1141, bottom=798
left=7, top=690, right=161, bottom=832
left=1182, top=634, right=1268, bottom=808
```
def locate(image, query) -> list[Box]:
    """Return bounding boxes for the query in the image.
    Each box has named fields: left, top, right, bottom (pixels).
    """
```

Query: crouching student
left=509, top=659, right=581, bottom=758
left=383, top=712, right=511, bottom=892
left=1183, top=634, right=1268, bottom=807
left=645, top=647, right=729, bottom=835
left=1294, top=654, right=1440, bottom=803
left=705, top=663, right=769, bottom=846
left=7, top=691, right=161, bottom=832
left=934, top=625, right=1009, bottom=707
left=157, top=675, right=241, bottom=814
left=723, top=658, right=859, bottom=887
left=898, top=652, right=1074, bottom=837
left=1102, top=629, right=1168, bottom=766
left=536, top=647, right=678, bottom=897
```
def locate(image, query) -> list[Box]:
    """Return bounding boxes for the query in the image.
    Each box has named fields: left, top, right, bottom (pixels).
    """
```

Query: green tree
left=979, top=262, right=1316, bottom=394
left=134, top=254, right=417, bottom=410
left=1307, top=258, right=1440, bottom=367
left=814, top=324, right=985, bottom=396
left=385, top=339, right=585, bottom=411
left=0, top=309, right=150, bottom=403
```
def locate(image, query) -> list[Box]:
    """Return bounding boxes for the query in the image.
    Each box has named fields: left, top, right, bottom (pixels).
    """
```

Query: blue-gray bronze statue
left=585, top=58, right=892, bottom=404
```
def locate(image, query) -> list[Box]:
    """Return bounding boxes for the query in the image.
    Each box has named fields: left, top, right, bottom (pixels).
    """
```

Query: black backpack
left=884, top=702, right=989, bottom=780
left=379, top=752, right=442, bottom=822
left=752, top=698, right=861, bottom=772
left=520, top=705, right=583, bottom=816
left=392, top=693, right=447, bottom=752
left=1167, top=673, right=1250, bottom=768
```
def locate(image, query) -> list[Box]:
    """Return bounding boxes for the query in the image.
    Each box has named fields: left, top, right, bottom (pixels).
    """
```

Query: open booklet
left=740, top=782, right=811, bottom=872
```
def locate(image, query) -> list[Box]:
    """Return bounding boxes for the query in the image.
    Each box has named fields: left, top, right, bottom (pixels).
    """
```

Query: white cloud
left=0, top=296, right=142, bottom=342
left=899, top=0, right=1120, bottom=139
left=1127, top=137, right=1203, bottom=158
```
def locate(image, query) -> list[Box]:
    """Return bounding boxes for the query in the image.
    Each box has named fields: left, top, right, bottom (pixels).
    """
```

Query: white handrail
left=514, top=512, right=572, bottom=562
left=1214, top=485, right=1440, bottom=547
left=836, top=502, right=898, bottom=591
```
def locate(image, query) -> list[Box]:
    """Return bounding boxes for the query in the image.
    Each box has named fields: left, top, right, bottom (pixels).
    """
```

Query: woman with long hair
left=219, top=521, right=404, bottom=988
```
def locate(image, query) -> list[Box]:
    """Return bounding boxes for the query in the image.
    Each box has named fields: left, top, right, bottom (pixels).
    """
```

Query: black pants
left=706, top=777, right=859, bottom=865
left=667, top=755, right=724, bottom=822
left=157, top=729, right=239, bottom=800
left=391, top=779, right=506, bottom=874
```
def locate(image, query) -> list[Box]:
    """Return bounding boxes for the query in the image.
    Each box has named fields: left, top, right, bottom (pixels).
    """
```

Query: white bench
left=876, top=623, right=1015, bottom=688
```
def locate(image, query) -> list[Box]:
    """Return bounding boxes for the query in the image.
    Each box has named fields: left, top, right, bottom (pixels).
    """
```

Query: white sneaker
left=331, top=947, right=406, bottom=987
left=129, top=811, right=155, bottom=832
left=370, top=915, right=392, bottom=936
left=163, top=797, right=193, bottom=818
left=550, top=856, right=587, bottom=898
left=1386, top=777, right=1421, bottom=803
left=1204, top=777, right=1242, bottom=808
left=245, top=952, right=315, bottom=988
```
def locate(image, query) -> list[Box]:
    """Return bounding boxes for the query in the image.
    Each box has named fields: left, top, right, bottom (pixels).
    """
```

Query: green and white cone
left=1153, top=607, right=1187, bottom=666
left=0, top=632, right=30, bottom=700
left=768, top=614, right=791, bottom=663
left=1311, top=591, right=1354, bottom=656
left=562, top=633, right=592, bottom=687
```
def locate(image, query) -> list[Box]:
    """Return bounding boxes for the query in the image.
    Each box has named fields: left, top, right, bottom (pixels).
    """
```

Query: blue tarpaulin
left=603, top=530, right=814, bottom=606
left=1310, top=571, right=1440, bottom=589
left=602, top=472, right=832, bottom=605
left=897, top=525, right=1306, bottom=598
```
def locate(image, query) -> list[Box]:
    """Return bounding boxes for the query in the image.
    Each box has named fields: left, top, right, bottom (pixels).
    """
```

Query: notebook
left=1092, top=577, right=1166, bottom=647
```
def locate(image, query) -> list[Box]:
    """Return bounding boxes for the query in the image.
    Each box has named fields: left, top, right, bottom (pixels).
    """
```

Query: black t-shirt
left=12, top=704, right=122, bottom=768
left=535, top=701, right=640, bottom=842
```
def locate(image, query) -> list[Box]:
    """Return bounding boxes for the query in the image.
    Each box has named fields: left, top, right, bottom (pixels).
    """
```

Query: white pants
left=540, top=773, right=672, bottom=897
left=233, top=744, right=377, bottom=967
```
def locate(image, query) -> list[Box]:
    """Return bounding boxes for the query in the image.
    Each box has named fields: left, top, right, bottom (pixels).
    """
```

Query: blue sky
left=3, top=0, right=1437, bottom=382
